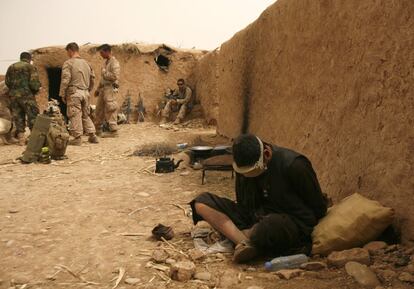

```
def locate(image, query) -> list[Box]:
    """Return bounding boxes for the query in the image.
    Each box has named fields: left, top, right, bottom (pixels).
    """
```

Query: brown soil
left=194, top=0, right=414, bottom=242
left=0, top=123, right=393, bottom=289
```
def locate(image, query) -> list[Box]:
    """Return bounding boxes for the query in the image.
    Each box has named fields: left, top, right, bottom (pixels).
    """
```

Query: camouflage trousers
left=95, top=86, right=118, bottom=132
left=161, top=100, right=187, bottom=122
left=66, top=90, right=95, bottom=138
left=9, top=96, right=39, bottom=133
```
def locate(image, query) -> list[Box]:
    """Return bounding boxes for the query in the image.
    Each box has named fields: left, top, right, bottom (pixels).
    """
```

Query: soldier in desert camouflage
left=60, top=42, right=98, bottom=146
left=94, top=44, right=121, bottom=138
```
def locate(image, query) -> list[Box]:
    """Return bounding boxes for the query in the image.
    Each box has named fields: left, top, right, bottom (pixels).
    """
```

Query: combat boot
left=102, top=130, right=119, bottom=138
left=88, top=133, right=99, bottom=144
left=17, top=133, right=26, bottom=146
left=68, top=137, right=82, bottom=146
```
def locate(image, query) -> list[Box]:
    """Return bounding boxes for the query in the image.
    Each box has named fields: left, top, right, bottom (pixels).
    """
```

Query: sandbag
left=312, top=193, right=394, bottom=256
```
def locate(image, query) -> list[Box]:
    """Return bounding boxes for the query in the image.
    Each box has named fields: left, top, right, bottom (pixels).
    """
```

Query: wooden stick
left=128, top=206, right=151, bottom=216
left=161, top=237, right=189, bottom=258
left=56, top=264, right=99, bottom=285
left=119, top=233, right=146, bottom=237
left=112, top=267, right=125, bottom=289
left=171, top=203, right=187, bottom=216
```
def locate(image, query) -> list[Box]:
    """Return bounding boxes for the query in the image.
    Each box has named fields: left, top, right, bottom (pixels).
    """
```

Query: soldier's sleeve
left=177, top=87, right=192, bottom=104
left=88, top=65, right=95, bottom=92
left=5, top=66, right=12, bottom=89
left=59, top=61, right=71, bottom=97
left=103, top=59, right=120, bottom=82
left=29, top=65, right=41, bottom=94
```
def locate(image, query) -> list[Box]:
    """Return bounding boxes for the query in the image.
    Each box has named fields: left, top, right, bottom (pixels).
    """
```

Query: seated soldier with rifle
left=161, top=78, right=192, bottom=125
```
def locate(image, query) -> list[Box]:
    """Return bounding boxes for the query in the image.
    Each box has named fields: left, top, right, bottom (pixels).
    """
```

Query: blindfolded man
left=190, top=134, right=328, bottom=263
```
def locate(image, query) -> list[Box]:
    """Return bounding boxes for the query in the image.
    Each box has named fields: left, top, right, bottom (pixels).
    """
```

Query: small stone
left=364, top=241, right=387, bottom=254
left=125, top=278, right=141, bottom=285
left=405, top=264, right=414, bottom=273
left=137, top=192, right=150, bottom=197
left=300, top=261, right=327, bottom=271
left=188, top=248, right=205, bottom=261
left=180, top=171, right=190, bottom=176
left=398, top=272, right=414, bottom=283
left=152, top=249, right=169, bottom=263
left=215, top=253, right=225, bottom=260
left=245, top=276, right=253, bottom=280
left=194, top=272, right=211, bottom=281
left=327, top=248, right=371, bottom=267
left=376, top=269, right=397, bottom=283
left=275, top=269, right=303, bottom=280
left=165, top=258, right=176, bottom=265
left=345, top=261, right=380, bottom=287
left=170, top=261, right=196, bottom=281
left=8, top=209, right=19, bottom=214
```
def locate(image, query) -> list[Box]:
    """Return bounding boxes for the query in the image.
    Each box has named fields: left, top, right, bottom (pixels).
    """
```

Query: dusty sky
left=0, top=0, right=275, bottom=74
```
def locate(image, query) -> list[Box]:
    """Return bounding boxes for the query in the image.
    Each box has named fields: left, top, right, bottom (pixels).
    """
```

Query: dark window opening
left=46, top=67, right=67, bottom=118
left=154, top=54, right=170, bottom=72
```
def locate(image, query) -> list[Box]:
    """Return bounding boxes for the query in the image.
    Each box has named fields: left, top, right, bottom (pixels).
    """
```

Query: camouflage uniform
left=59, top=56, right=96, bottom=138
left=5, top=60, right=41, bottom=133
left=95, top=56, right=120, bottom=132
left=0, top=81, right=17, bottom=144
left=161, top=85, right=192, bottom=123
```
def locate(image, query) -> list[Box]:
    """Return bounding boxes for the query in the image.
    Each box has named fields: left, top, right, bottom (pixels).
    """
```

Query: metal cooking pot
left=212, top=145, right=232, bottom=156
left=189, top=146, right=213, bottom=164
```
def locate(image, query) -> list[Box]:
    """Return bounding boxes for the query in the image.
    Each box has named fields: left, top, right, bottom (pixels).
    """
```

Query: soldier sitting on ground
left=161, top=78, right=192, bottom=125
left=5, top=52, right=41, bottom=145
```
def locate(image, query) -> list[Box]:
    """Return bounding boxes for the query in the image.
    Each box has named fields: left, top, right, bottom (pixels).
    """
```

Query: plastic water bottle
left=264, top=254, right=309, bottom=271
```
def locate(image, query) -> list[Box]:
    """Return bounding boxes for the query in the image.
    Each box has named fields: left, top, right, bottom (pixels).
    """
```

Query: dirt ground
left=0, top=123, right=409, bottom=289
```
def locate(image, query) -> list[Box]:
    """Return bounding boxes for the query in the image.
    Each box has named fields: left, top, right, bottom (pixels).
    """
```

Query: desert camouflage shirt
left=5, top=60, right=41, bottom=98
left=99, top=56, right=121, bottom=88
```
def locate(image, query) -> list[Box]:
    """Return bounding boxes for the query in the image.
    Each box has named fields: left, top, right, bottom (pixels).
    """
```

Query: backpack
left=47, top=122, right=69, bottom=160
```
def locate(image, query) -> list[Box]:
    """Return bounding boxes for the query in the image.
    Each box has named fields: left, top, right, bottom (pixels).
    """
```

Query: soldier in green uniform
left=5, top=52, right=41, bottom=145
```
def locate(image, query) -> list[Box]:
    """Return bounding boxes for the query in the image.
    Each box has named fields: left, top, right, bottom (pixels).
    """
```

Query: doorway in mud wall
left=46, top=67, right=67, bottom=119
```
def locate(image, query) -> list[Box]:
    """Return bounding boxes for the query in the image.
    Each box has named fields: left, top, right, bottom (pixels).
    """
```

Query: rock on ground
left=398, top=272, right=414, bottom=283
left=345, top=261, right=380, bottom=288
left=194, top=272, right=212, bottom=281
left=328, top=248, right=371, bottom=267
left=300, top=261, right=327, bottom=271
left=124, top=278, right=141, bottom=285
left=188, top=248, right=206, bottom=261
left=363, top=241, right=387, bottom=254
left=170, top=261, right=196, bottom=281
left=275, top=269, right=304, bottom=280
left=152, top=249, right=169, bottom=263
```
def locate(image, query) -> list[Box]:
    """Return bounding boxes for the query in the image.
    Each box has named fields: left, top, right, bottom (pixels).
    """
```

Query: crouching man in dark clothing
left=190, top=134, right=327, bottom=263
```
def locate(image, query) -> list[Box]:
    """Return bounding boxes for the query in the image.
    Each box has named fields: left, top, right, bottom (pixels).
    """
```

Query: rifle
left=121, top=91, right=132, bottom=124
left=136, top=93, right=145, bottom=122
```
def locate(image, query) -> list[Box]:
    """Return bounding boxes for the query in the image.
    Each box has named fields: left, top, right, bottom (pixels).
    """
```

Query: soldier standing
left=60, top=42, right=98, bottom=145
left=94, top=44, right=120, bottom=138
left=5, top=52, right=41, bottom=145
left=161, top=78, right=192, bottom=125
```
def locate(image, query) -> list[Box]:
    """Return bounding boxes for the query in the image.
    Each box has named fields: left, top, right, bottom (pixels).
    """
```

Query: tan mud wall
left=188, top=50, right=220, bottom=124
left=32, top=45, right=205, bottom=119
left=209, top=0, right=414, bottom=241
